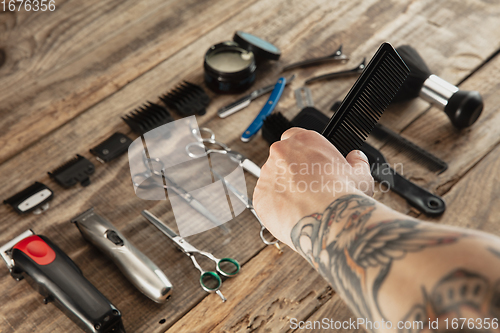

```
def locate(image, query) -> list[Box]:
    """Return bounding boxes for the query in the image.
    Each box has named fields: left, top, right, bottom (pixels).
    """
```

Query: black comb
left=330, top=101, right=447, bottom=173
left=160, top=81, right=210, bottom=116
left=322, top=43, right=409, bottom=156
left=122, top=102, right=174, bottom=135
left=370, top=124, right=448, bottom=173
left=48, top=155, right=95, bottom=188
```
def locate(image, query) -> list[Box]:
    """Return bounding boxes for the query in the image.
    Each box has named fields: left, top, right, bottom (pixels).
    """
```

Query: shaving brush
left=393, top=45, right=483, bottom=129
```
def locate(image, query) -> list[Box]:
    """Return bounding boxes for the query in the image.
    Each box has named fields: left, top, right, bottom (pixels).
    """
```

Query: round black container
left=204, top=41, right=257, bottom=94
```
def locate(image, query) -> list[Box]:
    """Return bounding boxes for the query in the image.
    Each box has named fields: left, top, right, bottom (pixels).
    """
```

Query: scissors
left=131, top=153, right=230, bottom=234
left=186, top=128, right=281, bottom=251
left=141, top=210, right=240, bottom=302
left=186, top=128, right=261, bottom=178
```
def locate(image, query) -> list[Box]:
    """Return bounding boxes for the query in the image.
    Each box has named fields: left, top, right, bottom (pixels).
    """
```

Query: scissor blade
left=211, top=169, right=251, bottom=208
left=141, top=210, right=179, bottom=239
left=188, top=199, right=230, bottom=233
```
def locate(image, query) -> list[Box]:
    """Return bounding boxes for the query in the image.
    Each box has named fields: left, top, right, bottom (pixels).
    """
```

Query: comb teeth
left=159, top=81, right=210, bottom=116
left=322, top=43, right=409, bottom=156
left=122, top=102, right=174, bottom=135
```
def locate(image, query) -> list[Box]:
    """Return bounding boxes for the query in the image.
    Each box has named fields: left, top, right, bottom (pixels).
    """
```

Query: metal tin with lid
left=204, top=31, right=281, bottom=94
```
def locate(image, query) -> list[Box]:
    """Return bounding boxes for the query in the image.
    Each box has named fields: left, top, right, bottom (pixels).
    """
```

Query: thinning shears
left=186, top=128, right=261, bottom=178
left=142, top=210, right=240, bottom=302
left=131, top=152, right=230, bottom=233
left=185, top=128, right=280, bottom=250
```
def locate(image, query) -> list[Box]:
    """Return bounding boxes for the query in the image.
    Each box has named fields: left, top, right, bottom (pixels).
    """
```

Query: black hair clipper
left=0, top=230, right=126, bottom=333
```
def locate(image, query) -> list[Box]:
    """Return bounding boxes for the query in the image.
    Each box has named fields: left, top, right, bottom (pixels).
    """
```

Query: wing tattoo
left=291, top=194, right=462, bottom=323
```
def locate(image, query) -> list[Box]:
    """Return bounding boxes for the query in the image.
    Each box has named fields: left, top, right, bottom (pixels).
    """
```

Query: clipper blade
left=48, top=155, right=95, bottom=188
left=122, top=102, right=174, bottom=135
left=160, top=81, right=210, bottom=117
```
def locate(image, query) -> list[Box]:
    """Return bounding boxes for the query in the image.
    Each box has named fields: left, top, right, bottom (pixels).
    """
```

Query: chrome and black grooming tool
left=305, top=58, right=366, bottom=84
left=394, top=45, right=483, bottom=129
left=241, top=76, right=287, bottom=142
left=4, top=182, right=53, bottom=214
left=90, top=132, right=133, bottom=164
left=322, top=43, right=409, bottom=156
left=0, top=230, right=126, bottom=333
left=48, top=154, right=95, bottom=188
left=361, top=142, right=446, bottom=216
left=370, top=124, right=448, bottom=173
left=142, top=210, right=240, bottom=302
left=71, top=208, right=173, bottom=303
left=282, top=45, right=348, bottom=71
left=122, top=102, right=174, bottom=135
left=160, top=81, right=210, bottom=116
left=217, top=74, right=295, bottom=118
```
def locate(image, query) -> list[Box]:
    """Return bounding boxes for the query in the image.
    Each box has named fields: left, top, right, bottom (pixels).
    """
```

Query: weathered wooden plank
left=0, top=0, right=259, bottom=164
left=2, top=0, right=500, bottom=332
left=165, top=246, right=332, bottom=333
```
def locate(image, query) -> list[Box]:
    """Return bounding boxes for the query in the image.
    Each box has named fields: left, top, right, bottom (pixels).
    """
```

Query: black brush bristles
left=160, top=81, right=210, bottom=116
left=262, top=112, right=293, bottom=145
left=322, top=43, right=410, bottom=157
left=122, top=102, right=174, bottom=135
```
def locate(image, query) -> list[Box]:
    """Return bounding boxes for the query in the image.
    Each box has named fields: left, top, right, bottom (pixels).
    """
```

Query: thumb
left=345, top=150, right=374, bottom=196
left=346, top=150, right=370, bottom=174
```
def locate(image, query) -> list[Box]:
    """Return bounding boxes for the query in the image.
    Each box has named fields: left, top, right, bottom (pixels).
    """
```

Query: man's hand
left=253, top=128, right=374, bottom=249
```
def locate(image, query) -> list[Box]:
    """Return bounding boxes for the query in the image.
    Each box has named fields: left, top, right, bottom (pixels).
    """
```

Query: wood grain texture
left=166, top=246, right=332, bottom=333
left=0, top=0, right=259, bottom=164
left=1, top=0, right=500, bottom=332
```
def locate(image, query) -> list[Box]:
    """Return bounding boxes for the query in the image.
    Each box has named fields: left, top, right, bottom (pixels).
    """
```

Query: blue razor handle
left=241, top=77, right=286, bottom=142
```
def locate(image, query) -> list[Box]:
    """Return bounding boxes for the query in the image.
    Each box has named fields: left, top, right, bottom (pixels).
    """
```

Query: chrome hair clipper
left=0, top=230, right=126, bottom=333
left=71, top=208, right=172, bottom=303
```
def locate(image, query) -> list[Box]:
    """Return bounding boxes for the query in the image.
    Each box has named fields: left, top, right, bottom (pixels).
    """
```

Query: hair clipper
left=71, top=208, right=172, bottom=303
left=0, top=229, right=126, bottom=333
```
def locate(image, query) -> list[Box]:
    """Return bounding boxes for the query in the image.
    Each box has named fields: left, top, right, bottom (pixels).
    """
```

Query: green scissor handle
left=199, top=271, right=222, bottom=292
left=216, top=258, right=240, bottom=277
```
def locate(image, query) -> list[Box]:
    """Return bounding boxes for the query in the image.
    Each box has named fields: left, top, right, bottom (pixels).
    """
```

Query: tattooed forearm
left=291, top=194, right=463, bottom=327
left=402, top=269, right=500, bottom=333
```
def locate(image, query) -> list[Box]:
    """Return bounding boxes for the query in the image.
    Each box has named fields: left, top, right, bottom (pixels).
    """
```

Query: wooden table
left=1, top=0, right=500, bottom=332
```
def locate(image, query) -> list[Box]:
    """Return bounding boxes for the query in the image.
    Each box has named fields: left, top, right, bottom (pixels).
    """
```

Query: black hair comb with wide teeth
left=159, top=81, right=210, bottom=116
left=322, top=42, right=410, bottom=156
left=122, top=102, right=174, bottom=135
left=48, top=155, right=95, bottom=188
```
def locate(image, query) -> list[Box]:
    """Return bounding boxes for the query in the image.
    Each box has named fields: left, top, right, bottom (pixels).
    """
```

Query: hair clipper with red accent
left=0, top=229, right=126, bottom=333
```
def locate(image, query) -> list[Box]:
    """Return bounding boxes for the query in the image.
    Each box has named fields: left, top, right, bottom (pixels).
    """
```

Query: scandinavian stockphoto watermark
left=273, top=158, right=403, bottom=195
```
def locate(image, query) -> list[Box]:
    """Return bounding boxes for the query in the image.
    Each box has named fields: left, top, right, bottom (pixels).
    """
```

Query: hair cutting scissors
left=185, top=128, right=281, bottom=251
left=141, top=210, right=240, bottom=302
left=132, top=153, right=230, bottom=233
left=186, top=127, right=261, bottom=178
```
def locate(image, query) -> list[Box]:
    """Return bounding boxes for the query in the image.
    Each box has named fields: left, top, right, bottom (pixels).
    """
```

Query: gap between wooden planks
left=1, top=0, right=500, bottom=332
